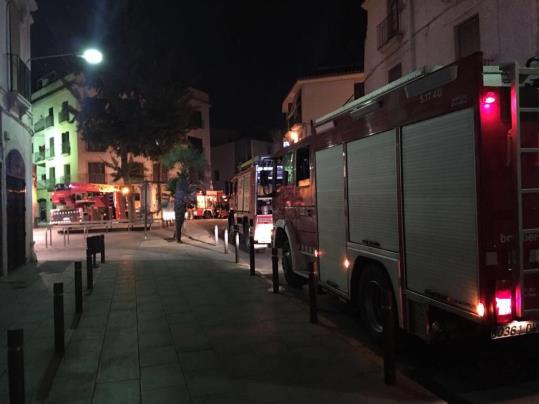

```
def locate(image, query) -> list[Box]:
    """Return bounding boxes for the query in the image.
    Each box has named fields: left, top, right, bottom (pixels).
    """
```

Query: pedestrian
left=174, top=175, right=188, bottom=243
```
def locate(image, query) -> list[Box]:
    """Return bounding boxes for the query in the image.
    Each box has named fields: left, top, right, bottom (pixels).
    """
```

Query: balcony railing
left=8, top=54, right=31, bottom=101
left=61, top=143, right=71, bottom=155
left=46, top=148, right=55, bottom=159
left=34, top=151, right=46, bottom=163
left=45, top=178, right=56, bottom=192
left=377, top=7, right=401, bottom=49
left=58, top=176, right=71, bottom=185
left=34, top=115, right=54, bottom=133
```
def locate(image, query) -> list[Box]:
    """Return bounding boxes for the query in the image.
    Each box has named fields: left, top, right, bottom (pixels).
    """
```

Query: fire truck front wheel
left=358, top=264, right=396, bottom=341
left=282, top=238, right=307, bottom=289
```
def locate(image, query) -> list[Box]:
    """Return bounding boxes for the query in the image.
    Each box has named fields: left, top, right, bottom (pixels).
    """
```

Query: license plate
left=491, top=321, right=539, bottom=339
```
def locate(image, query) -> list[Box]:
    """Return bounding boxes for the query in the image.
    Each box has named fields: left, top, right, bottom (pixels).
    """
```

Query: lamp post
left=27, top=48, right=104, bottom=65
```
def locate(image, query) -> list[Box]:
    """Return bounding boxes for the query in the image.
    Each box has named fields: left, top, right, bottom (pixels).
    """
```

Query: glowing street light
left=80, top=48, right=103, bottom=65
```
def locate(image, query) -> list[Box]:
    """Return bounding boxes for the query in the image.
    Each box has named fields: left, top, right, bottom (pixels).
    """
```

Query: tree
left=75, top=1, right=195, bottom=220
left=162, top=146, right=207, bottom=242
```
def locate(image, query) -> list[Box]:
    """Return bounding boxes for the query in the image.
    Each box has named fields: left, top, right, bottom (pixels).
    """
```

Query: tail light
left=495, top=280, right=513, bottom=324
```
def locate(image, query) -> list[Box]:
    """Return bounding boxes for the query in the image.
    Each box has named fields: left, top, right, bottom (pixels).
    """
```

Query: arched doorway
left=6, top=150, right=26, bottom=271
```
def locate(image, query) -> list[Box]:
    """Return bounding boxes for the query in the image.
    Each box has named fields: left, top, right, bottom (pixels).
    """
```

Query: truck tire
left=282, top=237, right=307, bottom=289
left=358, top=263, right=396, bottom=341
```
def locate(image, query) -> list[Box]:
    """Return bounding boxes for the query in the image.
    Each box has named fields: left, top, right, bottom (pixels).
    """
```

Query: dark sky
left=31, top=1, right=366, bottom=135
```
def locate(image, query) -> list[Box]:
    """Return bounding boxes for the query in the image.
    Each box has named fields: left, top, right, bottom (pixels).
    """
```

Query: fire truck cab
left=272, top=53, right=539, bottom=342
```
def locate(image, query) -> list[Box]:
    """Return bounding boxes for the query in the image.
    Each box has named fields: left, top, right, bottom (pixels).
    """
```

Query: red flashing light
left=481, top=92, right=497, bottom=111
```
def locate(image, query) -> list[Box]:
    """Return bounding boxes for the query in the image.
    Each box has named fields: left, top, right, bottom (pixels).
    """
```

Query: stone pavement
left=7, top=227, right=442, bottom=403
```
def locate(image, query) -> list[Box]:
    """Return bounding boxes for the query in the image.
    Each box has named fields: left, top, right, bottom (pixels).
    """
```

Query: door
left=6, top=150, right=26, bottom=271
left=316, top=145, right=348, bottom=293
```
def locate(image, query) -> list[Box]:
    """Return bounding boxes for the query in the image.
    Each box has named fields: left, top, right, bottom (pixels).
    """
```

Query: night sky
left=31, top=1, right=366, bottom=140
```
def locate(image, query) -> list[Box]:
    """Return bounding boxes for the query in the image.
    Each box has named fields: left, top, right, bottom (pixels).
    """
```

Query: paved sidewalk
left=35, top=231, right=441, bottom=403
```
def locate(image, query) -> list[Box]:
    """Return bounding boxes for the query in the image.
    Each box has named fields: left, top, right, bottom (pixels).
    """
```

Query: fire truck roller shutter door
left=316, top=144, right=348, bottom=293
left=402, top=108, right=478, bottom=307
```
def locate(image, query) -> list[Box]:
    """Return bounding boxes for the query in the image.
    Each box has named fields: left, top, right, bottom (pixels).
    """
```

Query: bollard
left=383, top=288, right=397, bottom=385
left=7, top=329, right=25, bottom=404
left=309, top=259, right=318, bottom=324
left=271, top=247, right=279, bottom=294
left=100, top=234, right=105, bottom=263
left=63, top=228, right=66, bottom=247
left=249, top=229, right=255, bottom=276
left=214, top=225, right=219, bottom=246
left=86, top=249, right=93, bottom=290
left=49, top=227, right=53, bottom=247
left=53, top=282, right=64, bottom=354
left=234, top=231, right=239, bottom=264
left=74, top=262, right=83, bottom=314
left=45, top=230, right=48, bottom=249
left=224, top=228, right=229, bottom=254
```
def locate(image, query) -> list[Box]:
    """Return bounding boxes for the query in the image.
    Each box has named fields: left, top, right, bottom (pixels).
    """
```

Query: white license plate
left=491, top=321, right=539, bottom=339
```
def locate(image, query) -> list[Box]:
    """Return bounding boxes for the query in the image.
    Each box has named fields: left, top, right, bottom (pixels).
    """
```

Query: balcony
left=8, top=54, right=31, bottom=101
left=61, top=143, right=71, bottom=155
left=33, top=150, right=46, bottom=163
left=58, top=176, right=71, bottom=185
left=377, top=7, right=401, bottom=49
left=45, top=178, right=56, bottom=192
left=46, top=149, right=55, bottom=159
left=34, top=115, right=54, bottom=133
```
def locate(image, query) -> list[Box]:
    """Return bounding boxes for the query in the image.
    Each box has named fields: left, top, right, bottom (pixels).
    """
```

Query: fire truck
left=50, top=182, right=123, bottom=223
left=228, top=156, right=282, bottom=248
left=272, top=53, right=539, bottom=342
left=193, top=190, right=226, bottom=219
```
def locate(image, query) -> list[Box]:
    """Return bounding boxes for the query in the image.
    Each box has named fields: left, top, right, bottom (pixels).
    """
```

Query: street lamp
left=28, top=48, right=104, bottom=65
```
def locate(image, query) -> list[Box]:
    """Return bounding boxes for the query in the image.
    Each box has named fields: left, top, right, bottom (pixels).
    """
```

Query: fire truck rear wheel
left=282, top=238, right=307, bottom=289
left=358, top=264, right=395, bottom=341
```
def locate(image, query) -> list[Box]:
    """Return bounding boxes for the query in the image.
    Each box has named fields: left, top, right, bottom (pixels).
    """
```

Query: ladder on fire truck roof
left=508, top=62, right=539, bottom=315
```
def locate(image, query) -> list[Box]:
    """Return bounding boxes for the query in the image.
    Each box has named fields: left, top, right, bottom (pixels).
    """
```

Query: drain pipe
left=409, top=0, right=417, bottom=71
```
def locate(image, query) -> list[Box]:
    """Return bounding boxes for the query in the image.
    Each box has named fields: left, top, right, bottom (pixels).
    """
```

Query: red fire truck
left=228, top=156, right=282, bottom=248
left=50, top=183, right=123, bottom=223
left=193, top=190, right=227, bottom=219
left=272, top=53, right=539, bottom=342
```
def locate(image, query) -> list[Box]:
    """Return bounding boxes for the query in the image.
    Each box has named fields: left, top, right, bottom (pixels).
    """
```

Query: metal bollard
left=249, top=229, right=255, bottom=276
left=214, top=225, right=219, bottom=246
left=234, top=231, right=239, bottom=264
left=45, top=230, right=48, bottom=249
left=49, top=227, right=53, bottom=247
left=100, top=234, right=105, bottom=263
left=53, top=282, right=64, bottom=354
left=309, top=259, right=318, bottom=324
left=383, top=288, right=397, bottom=385
left=63, top=228, right=66, bottom=247
left=271, top=247, right=279, bottom=294
left=75, top=262, right=83, bottom=314
left=67, top=227, right=70, bottom=245
left=86, top=249, right=93, bottom=290
left=224, top=229, right=229, bottom=254
left=7, top=329, right=25, bottom=404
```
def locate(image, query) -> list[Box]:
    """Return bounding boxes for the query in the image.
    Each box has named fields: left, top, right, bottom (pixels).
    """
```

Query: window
left=388, top=63, right=402, bottom=83
left=59, top=101, right=69, bottom=123
left=296, top=147, right=310, bottom=186
left=61, top=132, right=70, bottom=154
left=190, top=111, right=203, bottom=128
left=354, top=83, right=365, bottom=99
left=88, top=162, right=105, bottom=183
left=49, top=137, right=55, bottom=158
left=455, top=15, right=480, bottom=59
left=152, top=162, right=168, bottom=182
left=63, top=164, right=71, bottom=183
left=214, top=170, right=220, bottom=181
left=282, top=152, right=295, bottom=185
left=188, top=136, right=203, bottom=154
left=49, top=167, right=56, bottom=181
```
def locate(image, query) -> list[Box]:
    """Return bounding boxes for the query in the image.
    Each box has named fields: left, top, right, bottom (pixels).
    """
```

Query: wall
left=363, top=0, right=539, bottom=92
left=211, top=142, right=235, bottom=191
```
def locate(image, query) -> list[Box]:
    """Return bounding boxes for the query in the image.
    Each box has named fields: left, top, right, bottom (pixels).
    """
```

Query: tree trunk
left=121, top=150, right=136, bottom=221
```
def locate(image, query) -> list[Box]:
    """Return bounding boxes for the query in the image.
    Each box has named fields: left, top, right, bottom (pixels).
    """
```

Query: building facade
left=32, top=73, right=211, bottom=221
left=363, top=0, right=539, bottom=92
left=281, top=70, right=364, bottom=146
left=0, top=0, right=37, bottom=274
left=211, top=137, right=273, bottom=191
